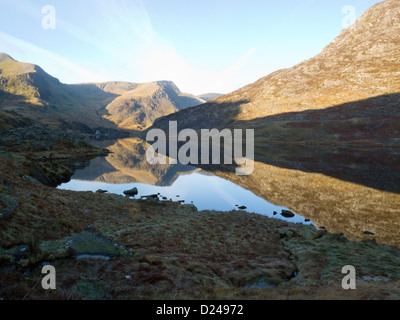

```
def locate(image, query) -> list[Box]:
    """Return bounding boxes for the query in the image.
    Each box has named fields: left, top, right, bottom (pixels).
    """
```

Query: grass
left=1, top=171, right=400, bottom=300
left=1, top=127, right=400, bottom=300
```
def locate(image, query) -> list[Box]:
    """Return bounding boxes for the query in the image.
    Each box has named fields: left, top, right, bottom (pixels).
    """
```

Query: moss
left=76, top=280, right=107, bottom=300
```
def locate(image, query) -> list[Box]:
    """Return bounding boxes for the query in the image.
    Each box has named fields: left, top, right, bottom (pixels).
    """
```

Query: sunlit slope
left=152, top=0, right=400, bottom=148
left=0, top=54, right=204, bottom=131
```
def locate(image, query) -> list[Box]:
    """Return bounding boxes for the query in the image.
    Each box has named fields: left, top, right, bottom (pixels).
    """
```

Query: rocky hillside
left=152, top=0, right=400, bottom=147
left=0, top=53, right=106, bottom=131
left=90, top=81, right=205, bottom=130
left=196, top=93, right=223, bottom=102
left=0, top=54, right=204, bottom=131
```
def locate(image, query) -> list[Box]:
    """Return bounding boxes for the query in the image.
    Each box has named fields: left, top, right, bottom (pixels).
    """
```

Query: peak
left=155, top=81, right=181, bottom=95
left=0, top=53, right=15, bottom=63
left=155, top=80, right=178, bottom=88
left=316, top=0, right=400, bottom=61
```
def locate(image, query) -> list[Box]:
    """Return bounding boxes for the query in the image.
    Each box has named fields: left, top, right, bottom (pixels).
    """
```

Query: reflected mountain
left=69, top=138, right=400, bottom=247
left=198, top=143, right=400, bottom=247
left=212, top=160, right=400, bottom=247
left=72, top=138, right=200, bottom=186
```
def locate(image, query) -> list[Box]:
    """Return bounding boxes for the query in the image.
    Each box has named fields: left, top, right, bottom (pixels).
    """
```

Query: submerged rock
left=281, top=210, right=295, bottom=218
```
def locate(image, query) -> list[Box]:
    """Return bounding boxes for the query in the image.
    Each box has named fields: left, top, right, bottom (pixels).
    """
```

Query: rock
left=143, top=194, right=158, bottom=199
left=22, top=175, right=42, bottom=186
left=273, top=211, right=278, bottom=216
left=364, top=231, right=375, bottom=236
left=67, top=231, right=126, bottom=258
left=96, top=189, right=108, bottom=194
left=123, top=187, right=138, bottom=197
left=238, top=206, right=247, bottom=210
left=281, top=210, right=295, bottom=218
left=0, top=195, right=19, bottom=219
left=305, top=219, right=311, bottom=222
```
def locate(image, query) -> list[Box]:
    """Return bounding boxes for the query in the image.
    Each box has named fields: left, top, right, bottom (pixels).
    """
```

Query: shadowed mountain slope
left=152, top=0, right=400, bottom=141
left=0, top=55, right=204, bottom=131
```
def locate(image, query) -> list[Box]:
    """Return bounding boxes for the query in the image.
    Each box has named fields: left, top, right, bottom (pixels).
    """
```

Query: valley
left=1, top=0, right=400, bottom=301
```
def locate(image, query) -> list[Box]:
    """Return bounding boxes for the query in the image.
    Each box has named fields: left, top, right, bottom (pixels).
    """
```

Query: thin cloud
left=0, top=31, right=107, bottom=83
left=0, top=0, right=258, bottom=93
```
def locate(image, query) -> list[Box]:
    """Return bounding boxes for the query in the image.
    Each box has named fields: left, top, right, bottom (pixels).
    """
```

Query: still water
left=55, top=138, right=400, bottom=246
left=58, top=159, right=313, bottom=226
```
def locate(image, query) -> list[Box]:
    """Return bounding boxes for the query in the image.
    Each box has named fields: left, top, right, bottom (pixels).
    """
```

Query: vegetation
left=1, top=131, right=400, bottom=300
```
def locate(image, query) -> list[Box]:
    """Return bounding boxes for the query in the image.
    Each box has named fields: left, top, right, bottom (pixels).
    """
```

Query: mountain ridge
left=0, top=54, right=205, bottom=132
left=151, top=0, right=400, bottom=148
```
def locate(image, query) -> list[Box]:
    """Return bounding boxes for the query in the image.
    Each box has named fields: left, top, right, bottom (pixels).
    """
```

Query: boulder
left=123, top=188, right=138, bottom=197
left=281, top=210, right=295, bottom=218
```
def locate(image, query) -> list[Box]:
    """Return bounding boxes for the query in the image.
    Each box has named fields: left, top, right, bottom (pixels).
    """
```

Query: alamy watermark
left=41, top=265, right=56, bottom=290
left=42, top=5, right=56, bottom=30
left=342, top=5, right=356, bottom=29
left=342, top=265, right=356, bottom=290
left=145, top=121, right=255, bottom=176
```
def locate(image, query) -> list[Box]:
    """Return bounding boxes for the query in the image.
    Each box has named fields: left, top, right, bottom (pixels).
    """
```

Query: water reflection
left=59, top=138, right=400, bottom=247
left=59, top=138, right=311, bottom=225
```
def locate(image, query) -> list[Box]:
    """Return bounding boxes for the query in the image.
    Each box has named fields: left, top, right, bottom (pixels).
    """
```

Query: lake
left=59, top=163, right=313, bottom=225
left=58, top=138, right=314, bottom=226
left=57, top=138, right=400, bottom=246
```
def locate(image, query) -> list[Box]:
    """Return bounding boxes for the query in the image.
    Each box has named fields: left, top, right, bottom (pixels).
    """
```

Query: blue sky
left=0, top=0, right=382, bottom=94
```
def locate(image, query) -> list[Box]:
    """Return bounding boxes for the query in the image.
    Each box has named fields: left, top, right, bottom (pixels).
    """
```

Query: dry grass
left=1, top=141, right=400, bottom=300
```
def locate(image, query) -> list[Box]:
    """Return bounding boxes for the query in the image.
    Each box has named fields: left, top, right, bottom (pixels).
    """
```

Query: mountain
left=196, top=93, right=223, bottom=102
left=0, top=53, right=106, bottom=130
left=0, top=54, right=204, bottom=131
left=69, top=80, right=205, bottom=130
left=152, top=0, right=400, bottom=148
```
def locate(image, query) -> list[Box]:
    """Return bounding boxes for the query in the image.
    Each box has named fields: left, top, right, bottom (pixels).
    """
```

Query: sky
left=0, top=0, right=382, bottom=95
